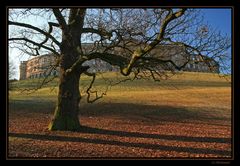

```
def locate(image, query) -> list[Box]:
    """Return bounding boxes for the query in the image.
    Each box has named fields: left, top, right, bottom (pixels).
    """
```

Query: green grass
left=10, top=71, right=231, bottom=90
left=9, top=71, right=231, bottom=117
left=9, top=71, right=231, bottom=101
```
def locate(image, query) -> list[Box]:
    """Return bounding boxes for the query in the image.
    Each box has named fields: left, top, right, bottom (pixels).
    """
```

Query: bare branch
left=68, top=9, right=78, bottom=24
left=87, top=52, right=129, bottom=70
left=82, top=28, right=112, bottom=39
left=120, top=8, right=187, bottom=76
left=9, top=37, right=60, bottom=56
left=84, top=71, right=107, bottom=103
left=9, top=21, right=61, bottom=46
left=52, top=8, right=68, bottom=33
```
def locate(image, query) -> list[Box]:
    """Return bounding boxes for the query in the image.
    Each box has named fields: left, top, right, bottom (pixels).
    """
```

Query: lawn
left=8, top=72, right=232, bottom=158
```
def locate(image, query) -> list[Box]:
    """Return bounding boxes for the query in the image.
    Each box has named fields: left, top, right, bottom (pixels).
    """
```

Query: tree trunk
left=48, top=64, right=81, bottom=131
left=48, top=27, right=85, bottom=131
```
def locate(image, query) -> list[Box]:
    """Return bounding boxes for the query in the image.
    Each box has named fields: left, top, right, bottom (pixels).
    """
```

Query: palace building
left=19, top=45, right=219, bottom=80
left=19, top=54, right=60, bottom=80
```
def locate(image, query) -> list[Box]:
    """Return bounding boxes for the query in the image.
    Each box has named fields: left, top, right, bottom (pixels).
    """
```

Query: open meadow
left=8, top=72, right=232, bottom=158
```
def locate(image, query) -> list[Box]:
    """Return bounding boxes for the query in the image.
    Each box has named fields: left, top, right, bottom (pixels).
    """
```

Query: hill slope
left=8, top=72, right=232, bottom=158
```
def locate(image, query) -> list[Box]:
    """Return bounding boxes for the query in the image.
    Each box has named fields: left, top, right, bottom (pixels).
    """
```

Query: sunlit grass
left=9, top=71, right=231, bottom=101
left=9, top=72, right=231, bottom=119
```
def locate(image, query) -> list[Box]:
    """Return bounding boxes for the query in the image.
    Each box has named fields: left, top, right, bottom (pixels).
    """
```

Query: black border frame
left=1, top=0, right=239, bottom=163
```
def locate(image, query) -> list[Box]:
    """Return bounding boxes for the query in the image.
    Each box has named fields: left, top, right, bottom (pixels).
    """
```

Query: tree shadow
left=80, top=102, right=231, bottom=126
left=9, top=100, right=230, bottom=126
left=77, top=126, right=231, bottom=144
left=9, top=132, right=231, bottom=157
left=9, top=99, right=55, bottom=114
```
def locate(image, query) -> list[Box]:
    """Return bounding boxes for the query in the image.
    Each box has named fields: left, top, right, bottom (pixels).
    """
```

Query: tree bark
left=48, top=66, right=81, bottom=131
left=48, top=37, right=83, bottom=131
left=47, top=11, right=88, bottom=130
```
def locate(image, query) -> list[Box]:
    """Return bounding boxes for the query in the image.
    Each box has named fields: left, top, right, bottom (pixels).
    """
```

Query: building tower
left=19, top=61, right=27, bottom=80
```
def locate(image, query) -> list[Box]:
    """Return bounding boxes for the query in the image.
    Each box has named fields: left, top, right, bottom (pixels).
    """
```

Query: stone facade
left=19, top=45, right=219, bottom=80
left=20, top=54, right=59, bottom=80
left=19, top=54, right=119, bottom=80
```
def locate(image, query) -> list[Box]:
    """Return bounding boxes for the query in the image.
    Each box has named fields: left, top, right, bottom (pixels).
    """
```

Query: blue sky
left=9, top=8, right=232, bottom=79
left=200, top=8, right=231, bottom=36
left=200, top=8, right=232, bottom=74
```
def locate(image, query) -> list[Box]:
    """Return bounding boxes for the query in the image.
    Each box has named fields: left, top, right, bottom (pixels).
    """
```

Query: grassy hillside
left=9, top=71, right=231, bottom=107
left=10, top=71, right=231, bottom=90
left=8, top=71, right=232, bottom=158
left=9, top=71, right=231, bottom=120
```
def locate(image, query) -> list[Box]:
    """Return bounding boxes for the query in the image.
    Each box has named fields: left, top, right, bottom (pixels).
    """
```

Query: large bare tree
left=8, top=8, right=231, bottom=131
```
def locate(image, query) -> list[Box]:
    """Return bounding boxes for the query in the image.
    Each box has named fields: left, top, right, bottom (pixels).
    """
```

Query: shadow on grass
left=80, top=103, right=230, bottom=125
left=9, top=100, right=230, bottom=125
left=9, top=99, right=55, bottom=114
left=9, top=131, right=231, bottom=156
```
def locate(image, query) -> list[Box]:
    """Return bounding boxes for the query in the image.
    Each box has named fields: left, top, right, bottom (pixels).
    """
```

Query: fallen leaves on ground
left=8, top=108, right=231, bottom=159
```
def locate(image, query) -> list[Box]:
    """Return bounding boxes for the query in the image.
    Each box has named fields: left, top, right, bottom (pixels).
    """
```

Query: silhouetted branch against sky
left=8, top=8, right=231, bottom=79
